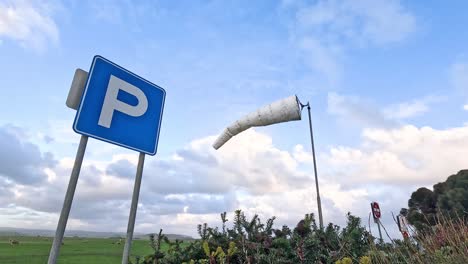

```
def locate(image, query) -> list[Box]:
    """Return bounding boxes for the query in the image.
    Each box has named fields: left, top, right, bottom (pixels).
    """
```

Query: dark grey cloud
left=10, top=165, right=112, bottom=214
left=106, top=159, right=135, bottom=178
left=140, top=191, right=238, bottom=216
left=105, top=156, right=229, bottom=195
left=69, top=199, right=130, bottom=222
left=0, top=178, right=14, bottom=204
left=13, top=184, right=64, bottom=213
left=80, top=165, right=103, bottom=186
left=141, top=168, right=232, bottom=195
left=140, top=153, right=232, bottom=195
left=184, top=192, right=238, bottom=214
left=0, top=125, right=56, bottom=185
left=43, top=135, right=54, bottom=144
left=176, top=149, right=218, bottom=166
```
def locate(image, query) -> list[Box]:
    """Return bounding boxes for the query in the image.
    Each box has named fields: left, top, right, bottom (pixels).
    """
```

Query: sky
left=1, top=0, right=468, bottom=240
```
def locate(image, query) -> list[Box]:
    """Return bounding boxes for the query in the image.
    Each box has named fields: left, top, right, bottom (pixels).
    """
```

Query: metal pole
left=122, top=152, right=146, bottom=264
left=377, top=219, right=383, bottom=243
left=48, top=135, right=88, bottom=264
left=306, top=104, right=324, bottom=229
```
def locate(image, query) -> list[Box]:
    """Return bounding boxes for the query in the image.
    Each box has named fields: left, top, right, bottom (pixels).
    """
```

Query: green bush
left=138, top=210, right=373, bottom=263
left=137, top=210, right=467, bottom=263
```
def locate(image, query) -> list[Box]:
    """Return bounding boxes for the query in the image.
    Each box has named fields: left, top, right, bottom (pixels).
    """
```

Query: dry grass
left=368, top=214, right=468, bottom=264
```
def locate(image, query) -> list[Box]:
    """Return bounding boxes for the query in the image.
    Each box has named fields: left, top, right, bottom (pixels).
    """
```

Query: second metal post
left=48, top=135, right=88, bottom=264
left=122, top=152, right=146, bottom=264
left=377, top=219, right=383, bottom=243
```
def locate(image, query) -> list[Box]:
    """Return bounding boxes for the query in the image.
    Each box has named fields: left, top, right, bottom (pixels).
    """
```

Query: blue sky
left=1, top=0, right=468, bottom=238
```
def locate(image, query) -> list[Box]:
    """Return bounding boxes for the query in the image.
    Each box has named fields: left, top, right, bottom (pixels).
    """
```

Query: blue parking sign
left=73, top=56, right=166, bottom=155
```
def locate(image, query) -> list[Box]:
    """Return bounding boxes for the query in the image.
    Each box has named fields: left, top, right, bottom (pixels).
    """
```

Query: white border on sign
left=73, top=55, right=166, bottom=155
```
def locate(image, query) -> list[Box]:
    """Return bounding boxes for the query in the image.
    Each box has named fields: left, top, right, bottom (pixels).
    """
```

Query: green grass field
left=0, top=236, right=166, bottom=264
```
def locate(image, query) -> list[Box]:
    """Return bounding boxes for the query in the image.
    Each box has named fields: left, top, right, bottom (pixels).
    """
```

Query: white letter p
left=98, top=75, right=148, bottom=128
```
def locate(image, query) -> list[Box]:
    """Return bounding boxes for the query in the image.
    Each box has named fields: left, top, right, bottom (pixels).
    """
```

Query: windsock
left=213, top=95, right=302, bottom=149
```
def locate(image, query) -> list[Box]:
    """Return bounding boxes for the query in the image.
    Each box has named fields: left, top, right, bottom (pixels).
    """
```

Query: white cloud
left=0, top=0, right=59, bottom=51
left=325, top=125, right=468, bottom=186
left=383, top=95, right=445, bottom=120
left=2, top=123, right=466, bottom=239
left=0, top=128, right=361, bottom=235
left=0, top=125, right=56, bottom=185
left=289, top=0, right=416, bottom=85
left=464, top=104, right=468, bottom=111
left=327, top=92, right=396, bottom=128
left=299, top=37, right=342, bottom=85
left=384, top=101, right=428, bottom=120
left=295, top=0, right=416, bottom=45
left=318, top=123, right=468, bottom=237
left=328, top=92, right=444, bottom=128
left=139, top=130, right=310, bottom=196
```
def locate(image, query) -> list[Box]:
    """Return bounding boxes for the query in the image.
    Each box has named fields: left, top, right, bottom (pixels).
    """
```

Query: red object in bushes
left=371, top=202, right=381, bottom=219
left=402, top=231, right=409, bottom=239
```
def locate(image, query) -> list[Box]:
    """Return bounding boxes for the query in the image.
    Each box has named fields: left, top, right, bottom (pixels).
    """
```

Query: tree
left=436, top=170, right=468, bottom=217
left=403, top=170, right=468, bottom=232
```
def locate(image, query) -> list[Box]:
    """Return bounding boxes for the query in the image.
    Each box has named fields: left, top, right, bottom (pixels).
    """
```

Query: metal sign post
left=48, top=135, right=88, bottom=264
left=397, top=214, right=410, bottom=240
left=122, top=153, right=145, bottom=264
left=376, top=219, right=383, bottom=243
left=371, top=202, right=383, bottom=242
left=48, top=56, right=165, bottom=264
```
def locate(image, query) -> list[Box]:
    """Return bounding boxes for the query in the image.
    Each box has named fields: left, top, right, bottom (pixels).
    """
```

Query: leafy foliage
left=403, top=170, right=468, bottom=232
left=137, top=171, right=467, bottom=263
left=139, top=211, right=372, bottom=264
left=137, top=210, right=468, bottom=263
left=140, top=229, right=166, bottom=264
